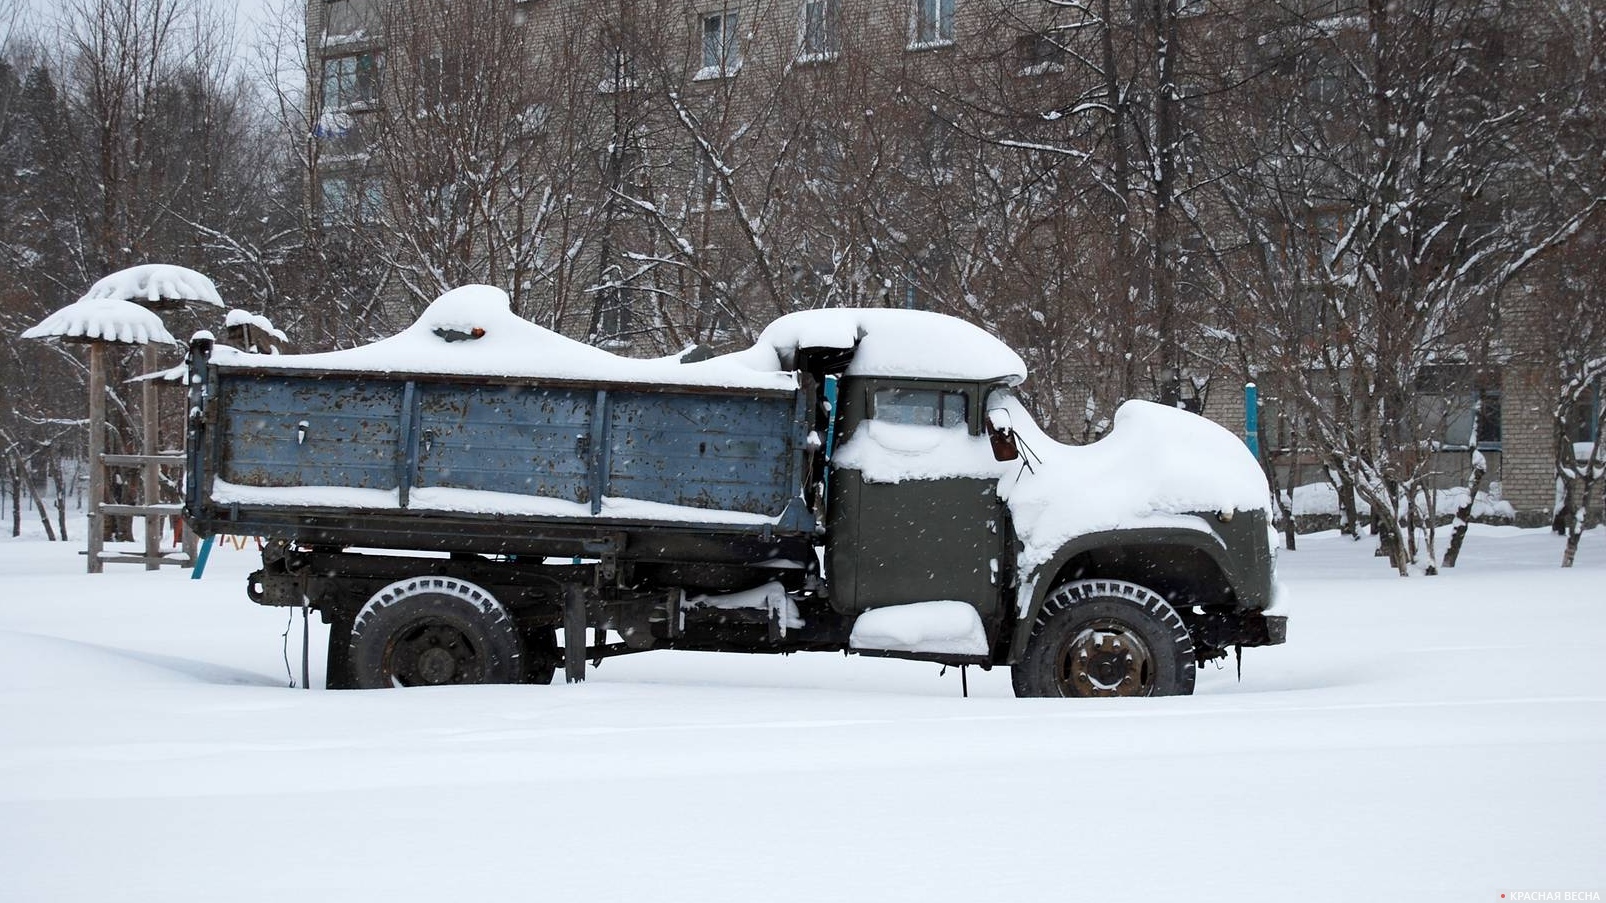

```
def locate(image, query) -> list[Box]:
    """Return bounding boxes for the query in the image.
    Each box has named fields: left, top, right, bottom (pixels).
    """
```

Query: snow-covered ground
left=2, top=521, right=1601, bottom=901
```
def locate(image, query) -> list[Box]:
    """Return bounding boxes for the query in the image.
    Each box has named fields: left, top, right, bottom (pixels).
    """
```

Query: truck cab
left=826, top=376, right=1012, bottom=648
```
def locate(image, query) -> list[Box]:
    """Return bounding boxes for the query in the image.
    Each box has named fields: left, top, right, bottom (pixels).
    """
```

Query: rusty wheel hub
left=1057, top=618, right=1156, bottom=697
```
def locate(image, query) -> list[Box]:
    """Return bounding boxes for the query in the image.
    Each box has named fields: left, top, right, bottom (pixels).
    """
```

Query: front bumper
left=1188, top=609, right=1287, bottom=652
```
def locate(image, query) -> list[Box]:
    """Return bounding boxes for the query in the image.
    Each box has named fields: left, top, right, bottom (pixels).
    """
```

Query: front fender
left=1005, top=515, right=1269, bottom=665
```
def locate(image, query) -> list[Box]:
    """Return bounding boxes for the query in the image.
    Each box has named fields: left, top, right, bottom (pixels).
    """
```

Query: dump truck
left=183, top=285, right=1286, bottom=696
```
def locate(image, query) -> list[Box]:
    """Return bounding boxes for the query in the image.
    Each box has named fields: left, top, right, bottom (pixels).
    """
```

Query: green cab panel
left=825, top=377, right=1006, bottom=618
left=829, top=475, right=1005, bottom=615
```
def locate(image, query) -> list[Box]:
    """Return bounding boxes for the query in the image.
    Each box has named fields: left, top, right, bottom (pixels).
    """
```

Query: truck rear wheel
left=1012, top=579, right=1195, bottom=698
left=348, top=577, right=523, bottom=689
left=520, top=625, right=559, bottom=685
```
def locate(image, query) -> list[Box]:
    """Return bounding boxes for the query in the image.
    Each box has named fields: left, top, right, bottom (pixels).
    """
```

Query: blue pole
left=1244, top=382, right=1260, bottom=461
left=822, top=375, right=840, bottom=497
left=190, top=535, right=214, bottom=579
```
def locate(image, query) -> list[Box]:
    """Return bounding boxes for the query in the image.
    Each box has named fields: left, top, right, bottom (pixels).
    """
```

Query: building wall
left=1499, top=286, right=1563, bottom=526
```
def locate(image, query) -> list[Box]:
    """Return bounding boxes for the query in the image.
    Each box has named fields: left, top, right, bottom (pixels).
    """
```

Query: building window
left=699, top=10, right=741, bottom=78
left=320, top=176, right=382, bottom=224
left=322, top=52, right=381, bottom=111
left=917, top=110, right=956, bottom=180
left=1431, top=369, right=1503, bottom=451
left=902, top=275, right=922, bottom=309
left=1476, top=390, right=1502, bottom=447
left=598, top=288, right=634, bottom=341
left=911, top=0, right=955, bottom=47
left=419, top=55, right=465, bottom=109
left=322, top=0, right=367, bottom=41
left=1014, top=33, right=1064, bottom=76
left=599, top=47, right=637, bottom=93
left=1566, top=381, right=1601, bottom=444
left=800, top=0, right=839, bottom=61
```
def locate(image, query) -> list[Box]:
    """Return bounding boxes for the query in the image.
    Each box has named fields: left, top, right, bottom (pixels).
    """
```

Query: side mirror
left=989, top=427, right=1019, bottom=462
left=986, top=408, right=1019, bottom=462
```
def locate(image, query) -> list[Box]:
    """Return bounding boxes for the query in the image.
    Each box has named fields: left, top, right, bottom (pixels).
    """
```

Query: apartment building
left=304, top=0, right=1599, bottom=527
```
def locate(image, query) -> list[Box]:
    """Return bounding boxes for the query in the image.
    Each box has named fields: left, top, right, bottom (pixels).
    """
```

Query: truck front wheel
left=348, top=577, right=523, bottom=689
left=1012, top=579, right=1196, bottom=698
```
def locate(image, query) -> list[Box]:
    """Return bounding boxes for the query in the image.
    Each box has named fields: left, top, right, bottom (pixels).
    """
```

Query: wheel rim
left=382, top=619, right=483, bottom=686
left=1056, top=618, right=1156, bottom=697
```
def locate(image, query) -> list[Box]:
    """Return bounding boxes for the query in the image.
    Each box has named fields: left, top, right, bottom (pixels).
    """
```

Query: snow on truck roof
left=209, top=285, right=1028, bottom=387
left=754, top=308, right=1027, bottom=384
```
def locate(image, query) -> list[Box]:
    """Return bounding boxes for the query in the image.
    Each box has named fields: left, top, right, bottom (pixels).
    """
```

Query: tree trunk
left=1333, top=463, right=1360, bottom=538
left=1561, top=474, right=1585, bottom=568
left=23, top=458, right=57, bottom=542
left=1371, top=483, right=1411, bottom=576
left=1442, top=454, right=1486, bottom=568
left=7, top=458, right=19, bottom=538
left=51, top=453, right=68, bottom=543
left=1261, top=448, right=1296, bottom=551
left=1417, top=488, right=1439, bottom=576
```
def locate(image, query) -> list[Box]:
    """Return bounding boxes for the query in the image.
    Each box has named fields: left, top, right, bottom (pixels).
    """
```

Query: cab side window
left=872, top=388, right=968, bottom=429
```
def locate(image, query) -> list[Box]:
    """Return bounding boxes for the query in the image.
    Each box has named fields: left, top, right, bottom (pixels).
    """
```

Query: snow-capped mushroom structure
left=80, top=263, right=223, bottom=312
left=17, top=264, right=216, bottom=574
left=21, top=296, right=177, bottom=346
left=223, top=309, right=289, bottom=354
left=223, top=309, right=288, bottom=342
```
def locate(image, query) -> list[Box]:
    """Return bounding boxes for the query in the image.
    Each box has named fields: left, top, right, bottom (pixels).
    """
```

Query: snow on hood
left=1010, top=400, right=1271, bottom=571
left=208, top=287, right=1025, bottom=391
left=80, top=264, right=223, bottom=308
left=753, top=308, right=1027, bottom=384
left=209, top=285, right=798, bottom=391
left=834, top=396, right=1271, bottom=575
left=21, top=296, right=177, bottom=345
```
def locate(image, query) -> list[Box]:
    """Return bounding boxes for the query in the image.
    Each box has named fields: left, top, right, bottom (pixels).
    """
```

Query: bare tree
left=365, top=0, right=605, bottom=328
left=1217, top=0, right=1600, bottom=573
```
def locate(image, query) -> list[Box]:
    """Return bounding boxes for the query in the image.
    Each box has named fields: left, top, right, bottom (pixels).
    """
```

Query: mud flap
left=564, top=584, right=587, bottom=683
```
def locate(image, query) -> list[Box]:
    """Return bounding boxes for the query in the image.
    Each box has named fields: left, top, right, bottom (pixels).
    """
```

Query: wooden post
left=87, top=344, right=106, bottom=574
left=181, top=516, right=198, bottom=565
left=142, top=343, right=161, bottom=570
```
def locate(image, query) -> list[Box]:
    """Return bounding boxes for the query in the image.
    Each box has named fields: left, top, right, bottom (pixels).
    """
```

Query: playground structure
left=21, top=265, right=224, bottom=573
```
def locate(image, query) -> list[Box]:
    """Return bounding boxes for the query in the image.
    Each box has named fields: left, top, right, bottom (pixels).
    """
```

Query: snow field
left=1, top=523, right=1602, bottom=901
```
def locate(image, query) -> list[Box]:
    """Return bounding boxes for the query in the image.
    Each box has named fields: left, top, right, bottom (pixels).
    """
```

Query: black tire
left=519, top=624, right=559, bottom=686
left=325, top=609, right=357, bottom=690
left=348, top=577, right=523, bottom=689
left=1012, top=579, right=1196, bottom=698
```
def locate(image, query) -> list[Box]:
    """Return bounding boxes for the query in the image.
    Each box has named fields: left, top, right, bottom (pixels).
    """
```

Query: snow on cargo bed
left=206, top=285, right=798, bottom=391
left=834, top=396, right=1270, bottom=575
left=209, top=483, right=785, bottom=527
left=204, top=286, right=1026, bottom=390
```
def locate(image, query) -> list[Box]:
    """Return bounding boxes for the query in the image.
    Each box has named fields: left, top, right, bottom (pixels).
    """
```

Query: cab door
left=826, top=379, right=1007, bottom=619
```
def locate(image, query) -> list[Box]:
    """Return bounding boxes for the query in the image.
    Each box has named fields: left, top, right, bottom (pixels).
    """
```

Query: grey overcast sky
left=11, top=0, right=289, bottom=50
